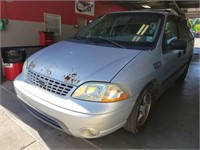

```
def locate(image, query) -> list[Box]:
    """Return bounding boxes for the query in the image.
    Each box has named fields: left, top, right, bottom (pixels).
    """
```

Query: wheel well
left=144, top=80, right=159, bottom=101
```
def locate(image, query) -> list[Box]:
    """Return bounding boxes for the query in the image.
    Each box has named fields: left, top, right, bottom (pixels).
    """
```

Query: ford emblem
left=38, top=80, right=46, bottom=87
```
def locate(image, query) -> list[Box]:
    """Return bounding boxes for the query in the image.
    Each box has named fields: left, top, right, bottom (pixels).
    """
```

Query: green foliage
left=188, top=18, right=200, bottom=32
left=193, top=24, right=200, bottom=32
left=188, top=19, right=193, bottom=28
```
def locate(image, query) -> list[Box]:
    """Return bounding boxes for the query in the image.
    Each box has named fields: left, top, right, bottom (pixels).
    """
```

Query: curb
left=0, top=105, right=49, bottom=150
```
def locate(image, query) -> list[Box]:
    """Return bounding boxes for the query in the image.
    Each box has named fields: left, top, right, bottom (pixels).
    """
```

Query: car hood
left=28, top=41, right=142, bottom=86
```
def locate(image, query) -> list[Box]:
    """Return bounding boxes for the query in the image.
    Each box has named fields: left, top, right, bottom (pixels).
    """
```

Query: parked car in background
left=14, top=10, right=194, bottom=138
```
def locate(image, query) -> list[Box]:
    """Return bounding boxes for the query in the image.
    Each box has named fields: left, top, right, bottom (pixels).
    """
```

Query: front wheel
left=124, top=86, right=153, bottom=134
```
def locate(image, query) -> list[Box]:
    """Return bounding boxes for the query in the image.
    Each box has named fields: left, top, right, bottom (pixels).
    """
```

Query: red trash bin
left=1, top=48, right=26, bottom=81
left=3, top=62, right=23, bottom=81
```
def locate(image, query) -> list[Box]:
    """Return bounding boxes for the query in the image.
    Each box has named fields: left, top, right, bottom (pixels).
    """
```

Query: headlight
left=72, top=82, right=131, bottom=103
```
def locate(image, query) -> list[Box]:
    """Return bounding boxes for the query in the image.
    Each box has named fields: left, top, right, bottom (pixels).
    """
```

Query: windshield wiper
left=74, top=35, right=82, bottom=40
left=98, top=37, right=126, bottom=49
left=74, top=35, right=95, bottom=45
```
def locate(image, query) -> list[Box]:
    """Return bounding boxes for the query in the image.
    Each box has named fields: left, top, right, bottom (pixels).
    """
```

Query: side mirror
left=168, top=39, right=187, bottom=50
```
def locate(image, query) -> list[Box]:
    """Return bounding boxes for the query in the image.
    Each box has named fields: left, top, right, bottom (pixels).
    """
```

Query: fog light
left=79, top=128, right=99, bottom=137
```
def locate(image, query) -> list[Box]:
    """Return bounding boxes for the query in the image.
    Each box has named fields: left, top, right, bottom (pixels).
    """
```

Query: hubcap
left=137, top=92, right=152, bottom=126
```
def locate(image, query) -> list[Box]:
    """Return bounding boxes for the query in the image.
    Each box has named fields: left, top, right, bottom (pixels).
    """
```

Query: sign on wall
left=44, top=13, right=61, bottom=36
left=75, top=0, right=95, bottom=16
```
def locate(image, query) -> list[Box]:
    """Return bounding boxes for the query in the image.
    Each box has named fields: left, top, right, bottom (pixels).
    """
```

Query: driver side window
left=163, top=17, right=178, bottom=51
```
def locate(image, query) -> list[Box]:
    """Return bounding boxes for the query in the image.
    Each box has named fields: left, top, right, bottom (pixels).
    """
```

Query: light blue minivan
left=14, top=10, right=194, bottom=138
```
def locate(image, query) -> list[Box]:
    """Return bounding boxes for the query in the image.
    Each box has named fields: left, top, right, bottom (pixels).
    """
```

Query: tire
left=124, top=86, right=153, bottom=134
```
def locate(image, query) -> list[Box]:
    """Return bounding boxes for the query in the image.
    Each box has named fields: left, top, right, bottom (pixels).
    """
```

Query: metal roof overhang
left=116, top=0, right=200, bottom=18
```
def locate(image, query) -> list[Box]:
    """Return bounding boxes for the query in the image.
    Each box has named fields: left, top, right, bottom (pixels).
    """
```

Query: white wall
left=1, top=20, right=78, bottom=47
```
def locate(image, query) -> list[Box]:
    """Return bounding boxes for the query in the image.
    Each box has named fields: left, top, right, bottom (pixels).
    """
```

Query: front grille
left=27, top=70, right=74, bottom=97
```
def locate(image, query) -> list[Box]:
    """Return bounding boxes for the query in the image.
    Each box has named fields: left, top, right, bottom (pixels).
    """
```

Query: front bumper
left=14, top=74, right=134, bottom=138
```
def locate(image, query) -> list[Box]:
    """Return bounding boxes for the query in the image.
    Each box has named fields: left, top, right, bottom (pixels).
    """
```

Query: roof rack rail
left=146, top=8, right=185, bottom=17
left=162, top=8, right=179, bottom=15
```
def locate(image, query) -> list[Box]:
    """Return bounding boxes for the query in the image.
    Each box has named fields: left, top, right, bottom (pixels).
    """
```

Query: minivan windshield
left=76, top=12, right=164, bottom=50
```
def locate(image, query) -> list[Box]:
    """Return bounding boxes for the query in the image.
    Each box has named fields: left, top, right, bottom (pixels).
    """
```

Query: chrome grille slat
left=27, top=70, right=74, bottom=97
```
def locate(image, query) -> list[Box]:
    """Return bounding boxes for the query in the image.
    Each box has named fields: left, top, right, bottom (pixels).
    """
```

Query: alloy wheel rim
left=137, top=92, right=152, bottom=126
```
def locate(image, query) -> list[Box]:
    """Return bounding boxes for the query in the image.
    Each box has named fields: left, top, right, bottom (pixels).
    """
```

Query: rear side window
left=177, top=19, right=193, bottom=41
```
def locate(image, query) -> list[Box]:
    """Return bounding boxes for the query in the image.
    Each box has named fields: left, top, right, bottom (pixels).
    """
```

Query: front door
left=161, top=16, right=181, bottom=86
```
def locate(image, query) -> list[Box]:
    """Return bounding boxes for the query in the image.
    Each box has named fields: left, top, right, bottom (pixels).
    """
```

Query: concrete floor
left=0, top=51, right=199, bottom=149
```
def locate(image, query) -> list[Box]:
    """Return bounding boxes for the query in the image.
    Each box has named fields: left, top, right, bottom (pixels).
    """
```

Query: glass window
left=162, top=17, right=178, bottom=50
left=178, top=19, right=193, bottom=41
left=76, top=12, right=164, bottom=50
left=44, top=13, right=61, bottom=36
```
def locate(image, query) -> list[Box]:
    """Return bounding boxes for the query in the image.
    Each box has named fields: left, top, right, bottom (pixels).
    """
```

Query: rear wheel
left=124, top=86, right=153, bottom=134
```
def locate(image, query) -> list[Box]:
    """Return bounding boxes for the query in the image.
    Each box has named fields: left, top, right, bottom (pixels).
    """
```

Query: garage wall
left=1, top=20, right=79, bottom=47
left=1, top=20, right=43, bottom=47
left=1, top=1, right=127, bottom=47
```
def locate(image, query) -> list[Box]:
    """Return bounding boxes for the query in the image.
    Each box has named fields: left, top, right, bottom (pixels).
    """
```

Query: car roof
left=107, top=9, right=182, bottom=18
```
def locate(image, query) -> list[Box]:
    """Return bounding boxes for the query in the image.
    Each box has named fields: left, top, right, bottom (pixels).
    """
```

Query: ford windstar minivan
left=14, top=10, right=194, bottom=138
